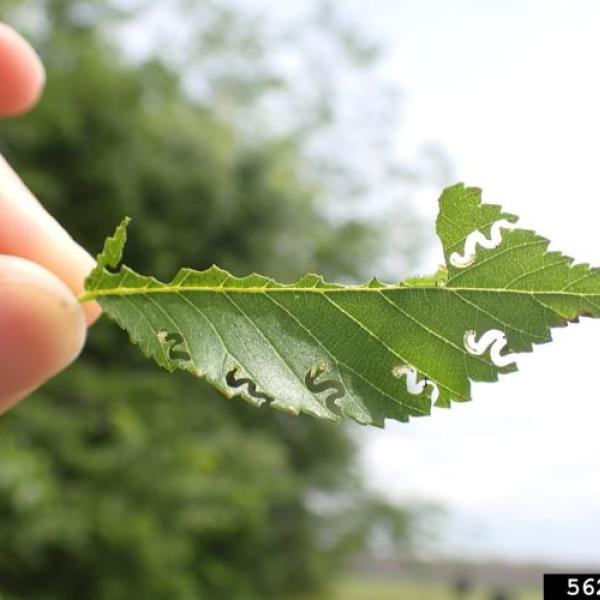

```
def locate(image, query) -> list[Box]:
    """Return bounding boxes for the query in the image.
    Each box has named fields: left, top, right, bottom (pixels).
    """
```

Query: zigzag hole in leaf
left=392, top=365, right=439, bottom=403
left=304, top=362, right=345, bottom=416
left=449, top=219, right=516, bottom=268
left=463, top=329, right=517, bottom=367
left=226, top=367, right=274, bottom=405
left=158, top=330, right=192, bottom=362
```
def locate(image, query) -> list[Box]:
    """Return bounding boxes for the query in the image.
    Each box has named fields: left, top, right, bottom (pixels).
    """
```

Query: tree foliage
left=0, top=0, right=426, bottom=598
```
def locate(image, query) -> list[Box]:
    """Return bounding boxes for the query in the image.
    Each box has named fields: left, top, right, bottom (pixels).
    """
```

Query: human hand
left=0, top=23, right=100, bottom=414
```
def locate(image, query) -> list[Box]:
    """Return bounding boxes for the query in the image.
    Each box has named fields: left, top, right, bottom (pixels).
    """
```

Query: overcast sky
left=340, top=0, right=600, bottom=565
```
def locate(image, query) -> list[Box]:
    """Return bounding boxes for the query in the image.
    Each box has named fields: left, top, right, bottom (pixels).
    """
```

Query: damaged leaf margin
left=82, top=184, right=600, bottom=427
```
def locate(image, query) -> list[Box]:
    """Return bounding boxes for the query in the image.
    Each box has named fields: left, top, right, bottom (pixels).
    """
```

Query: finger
left=0, top=23, right=45, bottom=116
left=0, top=155, right=101, bottom=324
left=0, top=23, right=100, bottom=323
left=0, top=255, right=86, bottom=414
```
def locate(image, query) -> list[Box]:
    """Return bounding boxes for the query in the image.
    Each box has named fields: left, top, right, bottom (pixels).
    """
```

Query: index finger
left=0, top=23, right=45, bottom=116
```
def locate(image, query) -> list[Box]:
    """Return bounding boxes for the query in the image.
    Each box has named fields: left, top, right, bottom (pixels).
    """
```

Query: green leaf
left=82, top=183, right=600, bottom=427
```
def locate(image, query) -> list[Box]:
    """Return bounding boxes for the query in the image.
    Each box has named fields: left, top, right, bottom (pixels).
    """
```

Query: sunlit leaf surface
left=83, top=184, right=600, bottom=426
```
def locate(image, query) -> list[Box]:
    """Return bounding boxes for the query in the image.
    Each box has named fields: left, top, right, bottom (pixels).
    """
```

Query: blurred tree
left=0, top=1, right=432, bottom=598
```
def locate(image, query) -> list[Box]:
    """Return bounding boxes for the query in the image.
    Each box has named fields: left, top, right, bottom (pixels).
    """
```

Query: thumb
left=0, top=255, right=86, bottom=414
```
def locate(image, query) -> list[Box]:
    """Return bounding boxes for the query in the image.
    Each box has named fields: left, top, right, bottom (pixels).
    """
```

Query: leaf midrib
left=80, top=285, right=600, bottom=301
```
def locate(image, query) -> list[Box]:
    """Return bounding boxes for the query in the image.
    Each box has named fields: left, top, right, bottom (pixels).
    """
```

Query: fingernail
left=0, top=256, right=86, bottom=413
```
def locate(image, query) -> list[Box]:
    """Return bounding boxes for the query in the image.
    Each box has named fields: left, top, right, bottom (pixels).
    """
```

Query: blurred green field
left=330, top=577, right=542, bottom=600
